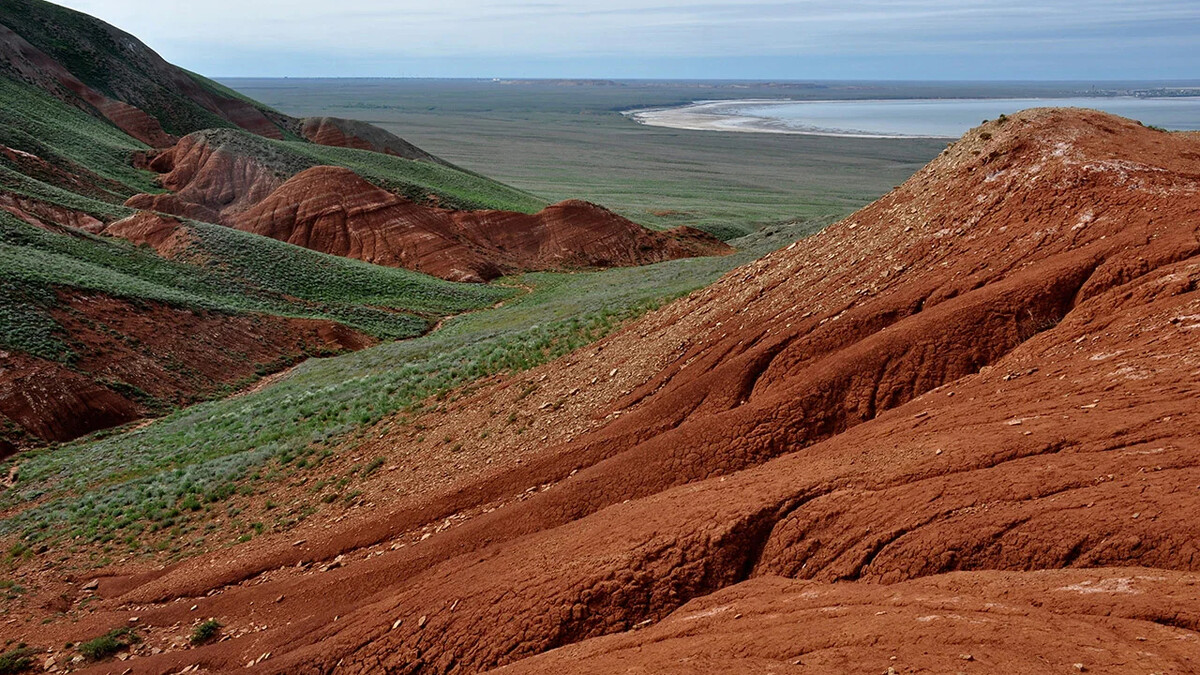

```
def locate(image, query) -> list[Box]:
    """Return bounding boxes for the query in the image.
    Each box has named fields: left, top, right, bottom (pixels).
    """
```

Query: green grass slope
left=0, top=77, right=157, bottom=202
left=0, top=0, right=285, bottom=137
left=178, top=128, right=547, bottom=214
left=0, top=210, right=515, bottom=364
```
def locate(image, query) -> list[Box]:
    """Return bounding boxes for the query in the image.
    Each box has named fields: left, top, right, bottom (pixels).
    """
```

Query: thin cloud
left=44, top=0, right=1200, bottom=78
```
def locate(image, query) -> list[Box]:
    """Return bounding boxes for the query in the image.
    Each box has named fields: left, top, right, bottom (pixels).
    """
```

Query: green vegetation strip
left=0, top=78, right=157, bottom=199
left=0, top=211, right=513, bottom=361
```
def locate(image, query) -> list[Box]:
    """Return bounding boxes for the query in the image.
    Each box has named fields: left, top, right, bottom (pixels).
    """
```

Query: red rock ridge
left=232, top=166, right=732, bottom=282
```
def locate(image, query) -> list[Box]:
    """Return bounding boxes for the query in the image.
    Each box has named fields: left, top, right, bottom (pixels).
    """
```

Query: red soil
left=124, top=132, right=284, bottom=223
left=299, top=116, right=443, bottom=162
left=233, top=166, right=732, bottom=281
left=0, top=289, right=375, bottom=448
left=97, top=211, right=197, bottom=258
left=9, top=109, right=1200, bottom=673
left=0, top=352, right=139, bottom=456
left=0, top=192, right=104, bottom=233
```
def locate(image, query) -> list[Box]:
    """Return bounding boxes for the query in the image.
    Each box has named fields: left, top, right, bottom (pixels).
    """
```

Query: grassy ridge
left=0, top=0, right=283, bottom=137
left=0, top=78, right=157, bottom=200
left=0, top=210, right=515, bottom=362
left=181, top=128, right=546, bottom=214
left=283, top=141, right=547, bottom=213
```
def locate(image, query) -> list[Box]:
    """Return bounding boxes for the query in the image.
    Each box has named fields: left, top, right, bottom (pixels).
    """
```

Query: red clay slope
left=0, top=283, right=373, bottom=451
left=13, top=109, right=1200, bottom=673
left=232, top=165, right=732, bottom=282
left=124, top=130, right=286, bottom=224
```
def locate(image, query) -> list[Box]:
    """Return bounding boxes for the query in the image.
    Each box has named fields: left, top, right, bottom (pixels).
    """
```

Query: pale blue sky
left=51, top=0, right=1200, bottom=79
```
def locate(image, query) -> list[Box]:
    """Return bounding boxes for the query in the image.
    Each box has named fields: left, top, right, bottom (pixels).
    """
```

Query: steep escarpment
left=10, top=109, right=1198, bottom=673
left=233, top=166, right=731, bottom=282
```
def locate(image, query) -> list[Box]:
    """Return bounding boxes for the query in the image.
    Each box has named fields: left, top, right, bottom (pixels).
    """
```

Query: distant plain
left=220, top=79, right=953, bottom=238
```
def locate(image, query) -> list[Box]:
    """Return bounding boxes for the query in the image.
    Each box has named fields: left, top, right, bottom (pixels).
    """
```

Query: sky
left=52, top=0, right=1200, bottom=80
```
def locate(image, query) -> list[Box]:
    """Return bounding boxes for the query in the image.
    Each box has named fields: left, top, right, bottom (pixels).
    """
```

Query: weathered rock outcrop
left=124, top=131, right=284, bottom=223
left=96, top=211, right=197, bottom=258
left=233, top=166, right=731, bottom=282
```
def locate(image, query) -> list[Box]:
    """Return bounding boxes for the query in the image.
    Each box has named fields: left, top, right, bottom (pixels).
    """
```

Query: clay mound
left=450, top=199, right=733, bottom=273
left=14, top=109, right=1200, bottom=673
left=124, top=131, right=284, bottom=224
left=97, top=211, right=196, bottom=258
left=299, top=116, right=443, bottom=162
left=499, top=571, right=1200, bottom=674
left=0, top=289, right=375, bottom=448
left=233, top=166, right=732, bottom=282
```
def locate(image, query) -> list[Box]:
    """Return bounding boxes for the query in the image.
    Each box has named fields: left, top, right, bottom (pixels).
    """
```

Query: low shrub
left=190, top=619, right=221, bottom=645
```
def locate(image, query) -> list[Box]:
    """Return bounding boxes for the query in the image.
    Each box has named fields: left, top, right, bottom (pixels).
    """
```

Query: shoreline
left=624, top=95, right=1200, bottom=139
left=624, top=100, right=956, bottom=139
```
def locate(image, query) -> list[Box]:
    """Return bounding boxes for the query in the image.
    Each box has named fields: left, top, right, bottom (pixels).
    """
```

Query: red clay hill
left=125, top=133, right=730, bottom=281
left=11, top=109, right=1200, bottom=673
left=233, top=166, right=731, bottom=282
